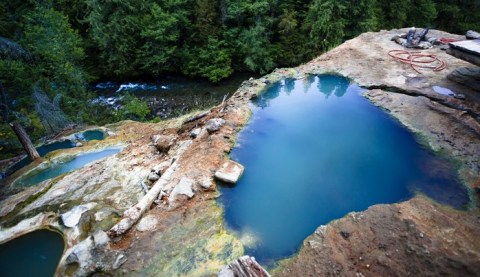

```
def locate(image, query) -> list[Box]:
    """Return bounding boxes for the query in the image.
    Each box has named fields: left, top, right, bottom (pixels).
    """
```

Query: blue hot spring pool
left=218, top=75, right=470, bottom=265
left=0, top=229, right=64, bottom=277
left=14, top=147, right=123, bottom=187
left=4, top=129, right=106, bottom=177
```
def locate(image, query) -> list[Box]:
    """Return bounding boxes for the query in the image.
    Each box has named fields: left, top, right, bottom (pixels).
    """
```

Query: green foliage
left=0, top=123, right=22, bottom=160
left=435, top=0, right=480, bottom=34
left=238, top=23, right=275, bottom=74
left=120, top=93, right=150, bottom=121
left=182, top=37, right=233, bottom=82
left=303, top=0, right=346, bottom=52
left=0, top=0, right=479, bottom=159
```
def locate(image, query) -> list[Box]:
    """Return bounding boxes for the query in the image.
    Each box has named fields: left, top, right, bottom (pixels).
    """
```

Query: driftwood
left=183, top=111, right=210, bottom=125
left=218, top=256, right=270, bottom=277
left=108, top=140, right=192, bottom=237
left=10, top=121, right=40, bottom=161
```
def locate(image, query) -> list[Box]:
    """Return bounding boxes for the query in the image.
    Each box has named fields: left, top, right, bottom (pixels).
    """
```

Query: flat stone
left=168, top=177, right=195, bottom=203
left=136, top=215, right=158, bottom=232
left=205, top=118, right=226, bottom=133
left=214, top=160, right=244, bottom=184
left=61, top=203, right=97, bottom=228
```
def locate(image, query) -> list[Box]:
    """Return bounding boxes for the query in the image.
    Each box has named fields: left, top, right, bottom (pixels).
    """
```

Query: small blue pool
left=0, top=229, right=64, bottom=277
left=14, top=147, right=123, bottom=187
left=218, top=75, right=470, bottom=265
left=4, top=130, right=106, bottom=177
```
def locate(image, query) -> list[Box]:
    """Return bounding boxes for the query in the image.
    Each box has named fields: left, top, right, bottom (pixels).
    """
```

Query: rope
left=438, top=37, right=461, bottom=44
left=388, top=50, right=447, bottom=74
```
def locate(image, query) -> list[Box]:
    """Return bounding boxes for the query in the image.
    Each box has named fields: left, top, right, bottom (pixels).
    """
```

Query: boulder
left=466, top=30, right=480, bottom=40
left=168, top=177, right=195, bottom=204
left=61, top=203, right=97, bottom=228
left=214, top=160, right=244, bottom=184
left=205, top=118, right=226, bottom=133
left=152, top=134, right=176, bottom=153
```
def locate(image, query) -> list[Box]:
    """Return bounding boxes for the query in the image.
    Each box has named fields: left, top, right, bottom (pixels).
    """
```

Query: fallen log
left=218, top=256, right=270, bottom=277
left=183, top=111, right=210, bottom=124
left=10, top=121, right=40, bottom=161
left=108, top=140, right=192, bottom=237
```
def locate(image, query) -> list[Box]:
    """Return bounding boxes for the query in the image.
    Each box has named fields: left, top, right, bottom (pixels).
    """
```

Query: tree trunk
left=10, top=121, right=40, bottom=160
left=0, top=81, right=8, bottom=123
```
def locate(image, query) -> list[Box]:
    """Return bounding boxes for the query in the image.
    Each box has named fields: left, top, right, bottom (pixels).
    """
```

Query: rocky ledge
left=0, top=28, right=479, bottom=276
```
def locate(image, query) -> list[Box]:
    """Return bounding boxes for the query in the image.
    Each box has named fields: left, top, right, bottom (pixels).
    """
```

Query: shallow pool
left=4, top=130, right=106, bottom=177
left=218, top=75, right=469, bottom=265
left=0, top=229, right=64, bottom=277
left=14, top=147, right=123, bottom=187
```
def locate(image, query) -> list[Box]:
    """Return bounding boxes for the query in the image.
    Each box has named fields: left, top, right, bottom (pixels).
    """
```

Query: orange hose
left=388, top=50, right=447, bottom=74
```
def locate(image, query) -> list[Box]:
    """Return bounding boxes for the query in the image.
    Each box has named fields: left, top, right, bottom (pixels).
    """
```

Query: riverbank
left=0, top=28, right=479, bottom=276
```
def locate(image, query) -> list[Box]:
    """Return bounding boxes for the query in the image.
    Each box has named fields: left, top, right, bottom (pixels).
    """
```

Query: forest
left=1, top=0, right=479, bottom=159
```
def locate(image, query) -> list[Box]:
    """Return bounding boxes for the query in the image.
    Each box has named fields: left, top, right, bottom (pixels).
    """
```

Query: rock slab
left=61, top=203, right=97, bottom=228
left=214, top=160, right=244, bottom=184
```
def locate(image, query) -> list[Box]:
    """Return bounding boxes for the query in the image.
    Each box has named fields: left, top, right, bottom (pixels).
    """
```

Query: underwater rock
left=214, top=160, right=244, bottom=184
left=136, top=215, right=158, bottom=232
left=206, top=118, right=226, bottom=133
left=218, top=255, right=271, bottom=277
left=61, top=203, right=97, bottom=228
left=168, top=177, right=195, bottom=204
left=152, top=134, right=176, bottom=153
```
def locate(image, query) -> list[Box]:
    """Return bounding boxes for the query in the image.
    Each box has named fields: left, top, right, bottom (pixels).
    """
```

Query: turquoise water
left=4, top=130, right=106, bottom=177
left=0, top=229, right=64, bottom=277
left=219, top=75, right=469, bottom=265
left=75, top=129, right=105, bottom=141
left=14, top=147, right=122, bottom=187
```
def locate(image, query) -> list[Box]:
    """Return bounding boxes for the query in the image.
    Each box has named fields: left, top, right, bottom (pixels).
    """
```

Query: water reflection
left=219, top=74, right=469, bottom=266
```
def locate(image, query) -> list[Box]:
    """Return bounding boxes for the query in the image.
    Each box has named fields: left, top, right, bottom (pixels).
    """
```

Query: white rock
left=199, top=176, right=214, bottom=189
left=205, top=118, right=226, bottom=133
left=190, top=128, right=202, bottom=138
left=93, top=230, right=109, bottom=247
left=136, top=215, right=158, bottom=232
left=214, top=160, right=244, bottom=184
left=168, top=177, right=195, bottom=203
left=61, top=203, right=97, bottom=228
